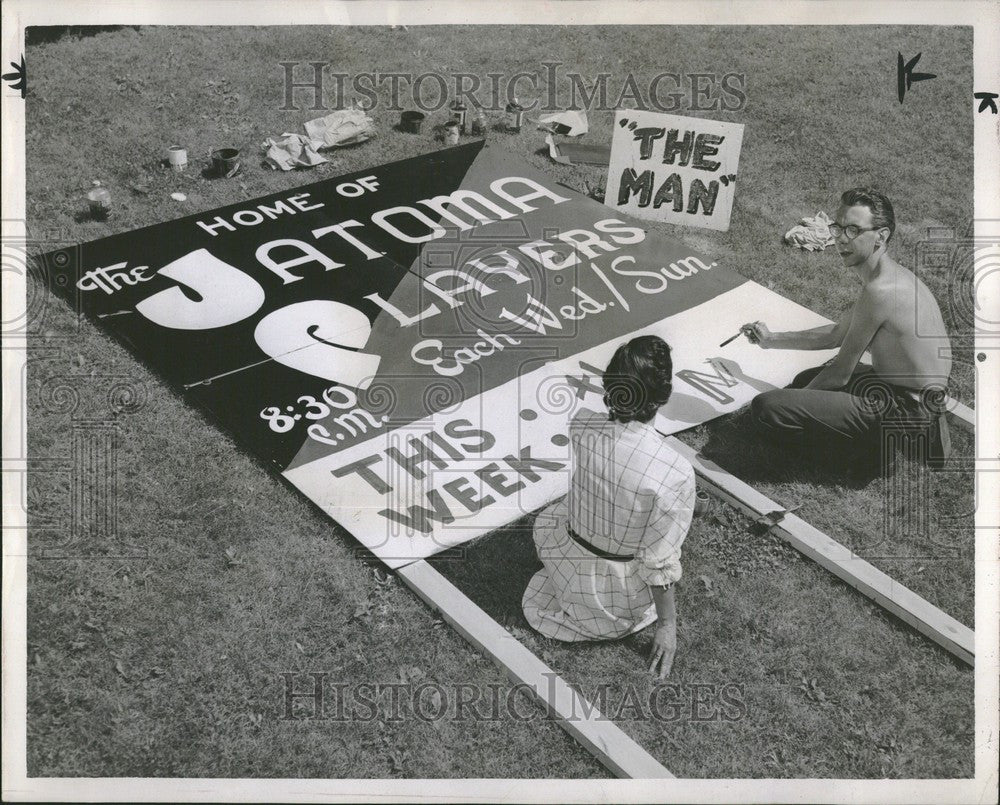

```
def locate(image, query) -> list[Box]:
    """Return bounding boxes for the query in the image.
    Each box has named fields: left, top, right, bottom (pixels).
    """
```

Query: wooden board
left=396, top=559, right=675, bottom=779
left=949, top=399, right=975, bottom=428
left=665, top=437, right=975, bottom=667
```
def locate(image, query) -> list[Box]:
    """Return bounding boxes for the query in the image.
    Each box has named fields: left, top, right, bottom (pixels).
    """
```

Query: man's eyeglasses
left=829, top=223, right=880, bottom=240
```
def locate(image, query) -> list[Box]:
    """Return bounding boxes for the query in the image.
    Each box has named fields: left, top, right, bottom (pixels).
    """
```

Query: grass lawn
left=23, top=24, right=974, bottom=778
left=432, top=506, right=973, bottom=778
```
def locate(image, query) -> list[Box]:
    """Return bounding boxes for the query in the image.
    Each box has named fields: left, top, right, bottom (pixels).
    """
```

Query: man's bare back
left=854, top=257, right=951, bottom=391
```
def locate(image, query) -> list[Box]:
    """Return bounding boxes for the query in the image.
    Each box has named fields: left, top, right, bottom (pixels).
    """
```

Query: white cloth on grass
left=262, top=133, right=327, bottom=171
left=784, top=210, right=836, bottom=251
left=303, top=109, right=376, bottom=148
left=522, top=411, right=695, bottom=642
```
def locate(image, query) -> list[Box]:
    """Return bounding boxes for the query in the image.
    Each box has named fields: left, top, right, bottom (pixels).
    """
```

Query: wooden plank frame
left=396, top=559, right=675, bottom=779
left=664, top=436, right=975, bottom=667
left=949, top=398, right=974, bottom=428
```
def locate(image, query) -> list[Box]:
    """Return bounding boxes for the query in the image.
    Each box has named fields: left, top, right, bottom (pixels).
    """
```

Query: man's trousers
left=749, top=364, right=950, bottom=470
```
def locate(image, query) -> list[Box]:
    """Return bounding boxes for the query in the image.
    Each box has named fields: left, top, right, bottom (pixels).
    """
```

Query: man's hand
left=648, top=622, right=677, bottom=679
left=741, top=321, right=773, bottom=348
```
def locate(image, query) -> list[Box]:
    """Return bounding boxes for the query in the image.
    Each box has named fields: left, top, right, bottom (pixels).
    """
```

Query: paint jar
left=443, top=120, right=460, bottom=145
left=471, top=108, right=487, bottom=137
left=167, top=145, right=187, bottom=172
left=400, top=110, right=425, bottom=134
left=694, top=488, right=712, bottom=517
left=505, top=100, right=524, bottom=132
left=211, top=148, right=241, bottom=178
left=450, top=99, right=468, bottom=134
left=86, top=187, right=111, bottom=220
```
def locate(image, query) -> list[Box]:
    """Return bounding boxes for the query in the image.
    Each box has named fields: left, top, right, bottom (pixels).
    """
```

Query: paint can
left=471, top=108, right=487, bottom=137
left=450, top=99, right=468, bottom=134
left=443, top=119, right=460, bottom=145
left=505, top=100, right=524, bottom=133
left=86, top=187, right=111, bottom=220
left=211, top=148, right=241, bottom=178
left=694, top=488, right=712, bottom=517
left=167, top=145, right=187, bottom=172
left=400, top=110, right=425, bottom=134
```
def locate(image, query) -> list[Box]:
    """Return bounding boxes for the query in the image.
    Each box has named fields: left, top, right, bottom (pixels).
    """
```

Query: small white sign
left=606, top=111, right=744, bottom=232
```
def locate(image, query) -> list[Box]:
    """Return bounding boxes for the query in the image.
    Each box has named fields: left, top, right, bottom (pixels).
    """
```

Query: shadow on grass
left=72, top=209, right=107, bottom=224
left=429, top=518, right=654, bottom=668
left=25, top=25, right=139, bottom=46
left=695, top=407, right=883, bottom=491
left=430, top=520, right=540, bottom=621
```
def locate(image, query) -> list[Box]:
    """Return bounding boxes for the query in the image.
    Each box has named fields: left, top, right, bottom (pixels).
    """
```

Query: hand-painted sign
left=39, top=141, right=829, bottom=567
left=606, top=111, right=744, bottom=232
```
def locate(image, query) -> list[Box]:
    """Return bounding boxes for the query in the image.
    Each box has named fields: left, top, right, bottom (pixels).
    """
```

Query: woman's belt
left=567, top=525, right=635, bottom=562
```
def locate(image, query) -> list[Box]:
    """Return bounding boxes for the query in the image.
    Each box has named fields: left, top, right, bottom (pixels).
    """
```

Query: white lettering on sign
left=335, top=175, right=381, bottom=198
left=410, top=329, right=522, bottom=377
left=255, top=239, right=345, bottom=284
left=76, top=262, right=156, bottom=295
left=135, top=249, right=266, bottom=330
left=254, top=300, right=381, bottom=390
left=418, top=190, right=517, bottom=231
left=371, top=206, right=448, bottom=244
left=312, top=219, right=385, bottom=260
left=195, top=192, right=326, bottom=236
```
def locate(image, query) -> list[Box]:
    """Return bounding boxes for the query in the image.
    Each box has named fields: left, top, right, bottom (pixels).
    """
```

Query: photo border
left=3, top=2, right=997, bottom=802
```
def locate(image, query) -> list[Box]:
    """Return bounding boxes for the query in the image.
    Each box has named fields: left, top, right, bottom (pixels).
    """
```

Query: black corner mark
left=2, top=54, right=25, bottom=98
left=974, top=92, right=998, bottom=114
left=897, top=52, right=936, bottom=104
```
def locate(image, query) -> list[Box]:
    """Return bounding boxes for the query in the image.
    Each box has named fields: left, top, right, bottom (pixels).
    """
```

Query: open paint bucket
left=505, top=100, right=524, bottom=132
left=450, top=99, right=468, bottom=133
left=400, top=110, right=425, bottom=134
left=86, top=187, right=111, bottom=220
left=167, top=145, right=187, bottom=171
left=694, top=488, right=712, bottom=516
left=211, top=147, right=241, bottom=177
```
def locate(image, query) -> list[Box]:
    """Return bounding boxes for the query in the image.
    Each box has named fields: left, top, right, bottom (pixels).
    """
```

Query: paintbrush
left=719, top=329, right=745, bottom=347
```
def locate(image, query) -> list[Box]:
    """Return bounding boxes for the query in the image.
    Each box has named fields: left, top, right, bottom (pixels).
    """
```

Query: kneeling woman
left=521, top=335, right=695, bottom=678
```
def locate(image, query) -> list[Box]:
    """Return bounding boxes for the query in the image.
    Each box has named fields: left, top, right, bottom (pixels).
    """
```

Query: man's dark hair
left=840, top=186, right=896, bottom=241
left=603, top=335, right=673, bottom=424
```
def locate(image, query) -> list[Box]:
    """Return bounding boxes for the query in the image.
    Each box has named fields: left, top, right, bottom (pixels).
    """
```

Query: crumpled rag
left=262, top=133, right=327, bottom=171
left=304, top=109, right=376, bottom=148
left=784, top=210, right=836, bottom=251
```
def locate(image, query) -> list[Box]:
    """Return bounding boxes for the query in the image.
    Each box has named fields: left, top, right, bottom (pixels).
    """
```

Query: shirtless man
left=742, top=187, right=952, bottom=469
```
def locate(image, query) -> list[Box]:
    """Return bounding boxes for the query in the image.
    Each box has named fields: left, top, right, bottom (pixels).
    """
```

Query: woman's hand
left=741, top=321, right=773, bottom=348
left=648, top=622, right=677, bottom=679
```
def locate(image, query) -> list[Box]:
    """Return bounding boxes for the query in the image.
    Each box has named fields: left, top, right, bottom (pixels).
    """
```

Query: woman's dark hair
left=602, top=335, right=673, bottom=423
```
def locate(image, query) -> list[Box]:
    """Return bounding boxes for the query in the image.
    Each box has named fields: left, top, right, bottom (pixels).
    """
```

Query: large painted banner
left=39, top=142, right=834, bottom=567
